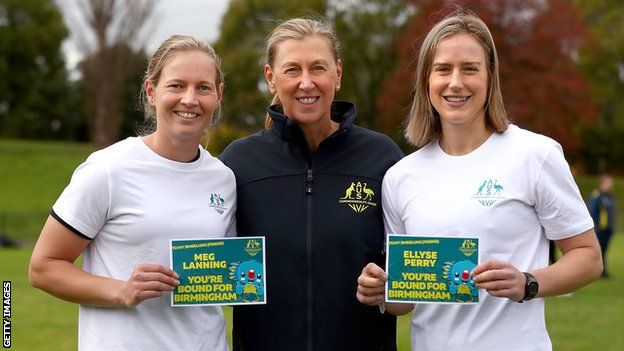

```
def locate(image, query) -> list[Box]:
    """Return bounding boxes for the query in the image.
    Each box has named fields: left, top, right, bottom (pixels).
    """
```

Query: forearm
left=29, top=258, right=125, bottom=307
left=30, top=216, right=178, bottom=307
left=29, top=216, right=127, bottom=307
left=533, top=233, right=602, bottom=297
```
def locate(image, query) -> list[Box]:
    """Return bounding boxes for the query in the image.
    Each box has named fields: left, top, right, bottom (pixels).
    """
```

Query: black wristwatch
left=520, top=272, right=539, bottom=302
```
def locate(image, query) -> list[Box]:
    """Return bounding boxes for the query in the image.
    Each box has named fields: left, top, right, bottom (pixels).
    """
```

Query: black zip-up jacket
left=220, top=101, right=403, bottom=351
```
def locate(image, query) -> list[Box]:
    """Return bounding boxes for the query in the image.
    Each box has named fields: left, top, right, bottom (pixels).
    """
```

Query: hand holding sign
left=119, top=264, right=180, bottom=307
left=472, top=260, right=525, bottom=302
left=356, top=263, right=387, bottom=306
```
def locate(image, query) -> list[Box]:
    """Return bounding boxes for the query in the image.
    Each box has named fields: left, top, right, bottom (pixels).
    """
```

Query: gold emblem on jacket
left=339, top=181, right=377, bottom=213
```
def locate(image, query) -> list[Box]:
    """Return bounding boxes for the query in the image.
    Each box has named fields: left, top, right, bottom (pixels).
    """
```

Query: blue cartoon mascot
left=442, top=260, right=478, bottom=302
left=229, top=260, right=264, bottom=302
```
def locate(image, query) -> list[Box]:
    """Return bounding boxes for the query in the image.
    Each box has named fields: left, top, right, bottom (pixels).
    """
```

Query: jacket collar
left=267, top=100, right=357, bottom=142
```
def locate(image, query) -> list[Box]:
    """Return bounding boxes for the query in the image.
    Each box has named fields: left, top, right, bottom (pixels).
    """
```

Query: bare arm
left=356, top=263, right=414, bottom=316
left=472, top=229, right=602, bottom=301
left=535, top=229, right=602, bottom=297
left=29, top=215, right=180, bottom=307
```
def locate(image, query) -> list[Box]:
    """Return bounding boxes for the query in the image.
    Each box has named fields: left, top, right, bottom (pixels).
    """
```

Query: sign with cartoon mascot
left=170, top=237, right=266, bottom=306
left=386, top=235, right=479, bottom=304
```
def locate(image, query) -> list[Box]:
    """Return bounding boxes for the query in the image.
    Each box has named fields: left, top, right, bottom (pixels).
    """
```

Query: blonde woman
left=29, top=35, right=235, bottom=350
left=357, top=10, right=602, bottom=351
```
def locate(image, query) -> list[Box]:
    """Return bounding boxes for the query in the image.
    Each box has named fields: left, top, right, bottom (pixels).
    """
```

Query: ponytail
left=264, top=94, right=281, bottom=129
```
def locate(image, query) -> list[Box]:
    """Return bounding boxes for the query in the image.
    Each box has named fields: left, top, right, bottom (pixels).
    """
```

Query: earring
left=269, top=84, right=275, bottom=94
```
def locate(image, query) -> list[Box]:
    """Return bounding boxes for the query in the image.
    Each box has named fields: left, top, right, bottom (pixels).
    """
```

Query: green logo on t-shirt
left=209, top=193, right=227, bottom=214
left=471, top=179, right=505, bottom=207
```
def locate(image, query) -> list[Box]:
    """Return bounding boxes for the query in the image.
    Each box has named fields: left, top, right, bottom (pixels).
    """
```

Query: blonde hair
left=405, top=10, right=508, bottom=147
left=263, top=18, right=341, bottom=128
left=139, top=35, right=224, bottom=133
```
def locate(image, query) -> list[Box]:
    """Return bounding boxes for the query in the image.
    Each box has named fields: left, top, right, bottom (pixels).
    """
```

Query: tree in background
left=378, top=0, right=597, bottom=157
left=0, top=0, right=71, bottom=139
left=332, top=0, right=415, bottom=130
left=574, top=0, right=624, bottom=173
left=79, top=44, right=147, bottom=142
left=117, top=48, right=150, bottom=139
left=72, top=0, right=154, bottom=147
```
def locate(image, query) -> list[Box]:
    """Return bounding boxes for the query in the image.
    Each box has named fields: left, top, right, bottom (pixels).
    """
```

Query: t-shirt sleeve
left=534, top=144, right=594, bottom=240
left=382, top=172, right=406, bottom=236
left=52, top=156, right=111, bottom=239
left=225, top=196, right=237, bottom=238
left=221, top=166, right=237, bottom=238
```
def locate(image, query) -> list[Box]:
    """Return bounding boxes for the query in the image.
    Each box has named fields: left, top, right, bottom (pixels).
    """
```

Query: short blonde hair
left=405, top=10, right=508, bottom=147
left=140, top=35, right=224, bottom=130
left=263, top=18, right=341, bottom=128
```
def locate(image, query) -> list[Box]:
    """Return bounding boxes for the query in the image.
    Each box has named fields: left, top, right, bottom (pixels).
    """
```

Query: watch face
left=523, top=272, right=539, bottom=300
left=528, top=282, right=538, bottom=295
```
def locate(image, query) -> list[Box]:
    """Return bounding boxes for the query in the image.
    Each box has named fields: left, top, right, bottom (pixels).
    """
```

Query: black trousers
left=596, top=228, right=613, bottom=275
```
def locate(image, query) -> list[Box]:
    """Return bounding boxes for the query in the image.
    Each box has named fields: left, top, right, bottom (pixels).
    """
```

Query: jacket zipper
left=302, top=129, right=341, bottom=351
left=305, top=165, right=314, bottom=351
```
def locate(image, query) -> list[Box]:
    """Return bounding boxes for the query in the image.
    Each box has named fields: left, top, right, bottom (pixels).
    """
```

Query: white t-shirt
left=382, top=125, right=593, bottom=351
left=53, top=137, right=236, bottom=351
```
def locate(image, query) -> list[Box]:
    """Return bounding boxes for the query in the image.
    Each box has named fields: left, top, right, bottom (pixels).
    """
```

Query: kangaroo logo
left=460, top=239, right=478, bottom=257
left=475, top=181, right=487, bottom=195
left=339, top=181, right=377, bottom=213
left=244, top=239, right=262, bottom=257
left=209, top=193, right=228, bottom=214
left=471, top=179, right=505, bottom=207
left=341, top=182, right=356, bottom=200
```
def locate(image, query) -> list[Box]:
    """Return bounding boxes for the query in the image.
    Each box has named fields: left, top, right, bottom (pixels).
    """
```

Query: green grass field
left=1, top=138, right=623, bottom=350
left=0, top=139, right=94, bottom=241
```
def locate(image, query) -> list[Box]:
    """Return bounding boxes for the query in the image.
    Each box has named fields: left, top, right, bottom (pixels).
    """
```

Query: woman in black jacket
left=221, top=17, right=402, bottom=351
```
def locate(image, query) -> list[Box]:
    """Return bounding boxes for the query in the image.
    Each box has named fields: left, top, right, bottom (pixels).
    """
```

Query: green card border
left=385, top=234, right=480, bottom=305
left=169, top=236, right=267, bottom=307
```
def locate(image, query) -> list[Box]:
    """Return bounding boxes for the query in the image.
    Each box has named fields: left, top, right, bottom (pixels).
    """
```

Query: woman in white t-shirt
left=29, top=35, right=236, bottom=351
left=356, top=10, right=602, bottom=351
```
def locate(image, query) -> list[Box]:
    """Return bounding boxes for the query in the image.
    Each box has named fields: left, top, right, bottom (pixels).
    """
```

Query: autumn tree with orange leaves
left=377, top=0, right=597, bottom=160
